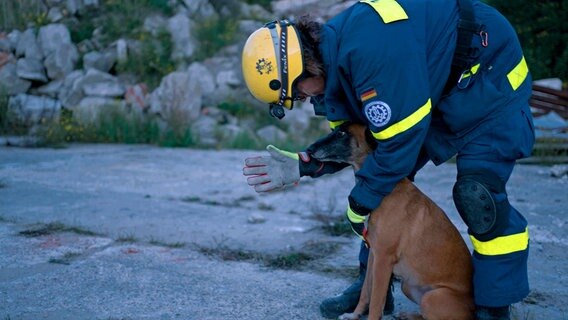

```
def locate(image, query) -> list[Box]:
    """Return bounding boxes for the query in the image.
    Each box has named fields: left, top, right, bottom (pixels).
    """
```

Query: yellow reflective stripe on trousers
left=507, top=56, right=529, bottom=91
left=470, top=227, right=529, bottom=256
left=371, top=99, right=432, bottom=140
left=360, top=0, right=408, bottom=23
left=329, top=120, right=346, bottom=129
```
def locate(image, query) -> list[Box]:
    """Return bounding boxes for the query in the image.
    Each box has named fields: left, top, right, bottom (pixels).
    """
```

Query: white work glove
left=243, top=145, right=300, bottom=192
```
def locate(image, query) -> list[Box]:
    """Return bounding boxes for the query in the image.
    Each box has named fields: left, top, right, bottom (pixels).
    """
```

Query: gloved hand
left=243, top=145, right=300, bottom=192
left=347, top=196, right=371, bottom=245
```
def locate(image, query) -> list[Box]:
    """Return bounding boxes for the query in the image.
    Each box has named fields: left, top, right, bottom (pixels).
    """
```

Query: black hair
left=295, top=14, right=325, bottom=78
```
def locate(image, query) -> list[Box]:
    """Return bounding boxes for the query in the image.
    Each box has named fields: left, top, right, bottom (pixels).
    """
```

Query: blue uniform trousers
left=358, top=107, right=533, bottom=307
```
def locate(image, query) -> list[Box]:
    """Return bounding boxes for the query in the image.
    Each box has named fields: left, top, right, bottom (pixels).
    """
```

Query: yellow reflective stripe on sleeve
left=470, top=227, right=529, bottom=256
left=360, top=0, right=408, bottom=23
left=371, top=99, right=431, bottom=140
left=329, top=120, right=347, bottom=129
left=507, top=56, right=529, bottom=91
left=347, top=206, right=366, bottom=224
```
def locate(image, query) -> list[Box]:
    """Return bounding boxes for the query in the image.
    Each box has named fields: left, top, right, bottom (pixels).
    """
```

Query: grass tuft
left=0, top=0, right=46, bottom=30
left=148, top=238, right=186, bottom=248
left=19, top=222, right=99, bottom=237
left=257, top=203, right=275, bottom=211
left=181, top=196, right=201, bottom=203
left=116, top=234, right=137, bottom=243
left=311, top=213, right=353, bottom=237
left=35, top=106, right=197, bottom=148
left=48, top=251, right=81, bottom=265
left=264, top=252, right=314, bottom=269
left=196, top=240, right=340, bottom=270
left=0, top=215, right=16, bottom=223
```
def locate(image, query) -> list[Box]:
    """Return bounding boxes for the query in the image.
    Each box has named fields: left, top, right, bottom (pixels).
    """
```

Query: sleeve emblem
left=364, top=100, right=391, bottom=127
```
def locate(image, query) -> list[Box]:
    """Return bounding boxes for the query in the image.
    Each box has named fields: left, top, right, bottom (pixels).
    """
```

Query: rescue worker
left=241, top=0, right=534, bottom=319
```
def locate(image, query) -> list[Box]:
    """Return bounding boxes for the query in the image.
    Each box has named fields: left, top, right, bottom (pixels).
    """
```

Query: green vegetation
left=0, top=88, right=31, bottom=135
left=264, top=252, right=315, bottom=269
left=0, top=0, right=330, bottom=150
left=486, top=0, right=568, bottom=82
left=35, top=106, right=196, bottom=148
left=194, top=17, right=239, bottom=61
left=220, top=130, right=263, bottom=150
left=0, top=0, right=174, bottom=33
left=19, top=222, right=99, bottom=237
left=94, top=0, right=173, bottom=45
left=217, top=101, right=256, bottom=119
left=0, top=0, right=45, bottom=30
left=243, top=0, right=274, bottom=8
left=48, top=251, right=82, bottom=265
left=216, top=100, right=328, bottom=151
left=116, top=234, right=138, bottom=243
left=529, top=138, right=568, bottom=163
left=0, top=215, right=15, bottom=222
left=148, top=238, right=186, bottom=248
left=320, top=218, right=353, bottom=237
left=0, top=91, right=8, bottom=134
left=67, top=13, right=97, bottom=43
left=196, top=241, right=340, bottom=271
left=116, top=29, right=176, bottom=90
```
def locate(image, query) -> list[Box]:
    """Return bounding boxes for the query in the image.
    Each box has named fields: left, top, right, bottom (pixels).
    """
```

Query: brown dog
left=309, top=123, right=474, bottom=320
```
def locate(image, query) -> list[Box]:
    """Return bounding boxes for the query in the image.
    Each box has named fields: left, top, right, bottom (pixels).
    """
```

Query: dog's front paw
left=338, top=312, right=361, bottom=320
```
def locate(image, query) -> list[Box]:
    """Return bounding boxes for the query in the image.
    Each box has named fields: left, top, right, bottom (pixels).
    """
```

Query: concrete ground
left=0, top=143, right=566, bottom=320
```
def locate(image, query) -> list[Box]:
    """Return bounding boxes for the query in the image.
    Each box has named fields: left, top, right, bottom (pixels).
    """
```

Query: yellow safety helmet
left=242, top=20, right=304, bottom=119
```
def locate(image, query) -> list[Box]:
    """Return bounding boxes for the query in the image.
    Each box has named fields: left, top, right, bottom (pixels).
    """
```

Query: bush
left=486, top=0, right=568, bottom=82
left=116, top=29, right=176, bottom=90
left=194, top=17, right=239, bottom=61
left=0, top=0, right=46, bottom=30
left=0, top=90, right=31, bottom=135
left=36, top=106, right=195, bottom=148
left=67, top=13, right=97, bottom=43
left=97, top=0, right=173, bottom=44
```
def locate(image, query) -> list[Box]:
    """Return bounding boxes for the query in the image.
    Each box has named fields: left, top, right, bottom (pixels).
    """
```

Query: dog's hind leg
left=420, top=288, right=474, bottom=320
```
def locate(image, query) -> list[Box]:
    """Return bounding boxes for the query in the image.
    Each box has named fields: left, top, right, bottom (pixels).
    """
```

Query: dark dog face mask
left=309, top=123, right=377, bottom=170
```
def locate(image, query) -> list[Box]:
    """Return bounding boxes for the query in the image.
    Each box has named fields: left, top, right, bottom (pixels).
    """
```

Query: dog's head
left=309, top=122, right=377, bottom=170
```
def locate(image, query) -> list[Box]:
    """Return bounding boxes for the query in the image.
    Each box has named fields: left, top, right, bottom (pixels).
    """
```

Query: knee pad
left=452, top=169, right=510, bottom=241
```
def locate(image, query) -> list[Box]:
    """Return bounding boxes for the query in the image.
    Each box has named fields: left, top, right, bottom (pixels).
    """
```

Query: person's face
left=296, top=76, right=325, bottom=101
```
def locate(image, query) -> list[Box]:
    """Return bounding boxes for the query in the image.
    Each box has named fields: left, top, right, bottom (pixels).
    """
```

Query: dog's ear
left=346, top=123, right=377, bottom=151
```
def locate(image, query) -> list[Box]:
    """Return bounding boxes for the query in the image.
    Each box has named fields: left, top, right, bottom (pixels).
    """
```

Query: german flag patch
left=360, top=88, right=377, bottom=102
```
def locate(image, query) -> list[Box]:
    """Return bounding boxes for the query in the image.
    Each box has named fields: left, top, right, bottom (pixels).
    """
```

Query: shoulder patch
left=364, top=100, right=391, bottom=127
left=360, top=0, right=408, bottom=24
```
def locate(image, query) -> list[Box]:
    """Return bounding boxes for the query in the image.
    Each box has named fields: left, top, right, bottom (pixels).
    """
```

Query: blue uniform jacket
left=319, top=0, right=532, bottom=210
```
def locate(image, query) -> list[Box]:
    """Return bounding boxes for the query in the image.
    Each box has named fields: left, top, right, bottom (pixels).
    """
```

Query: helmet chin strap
left=269, top=103, right=286, bottom=119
